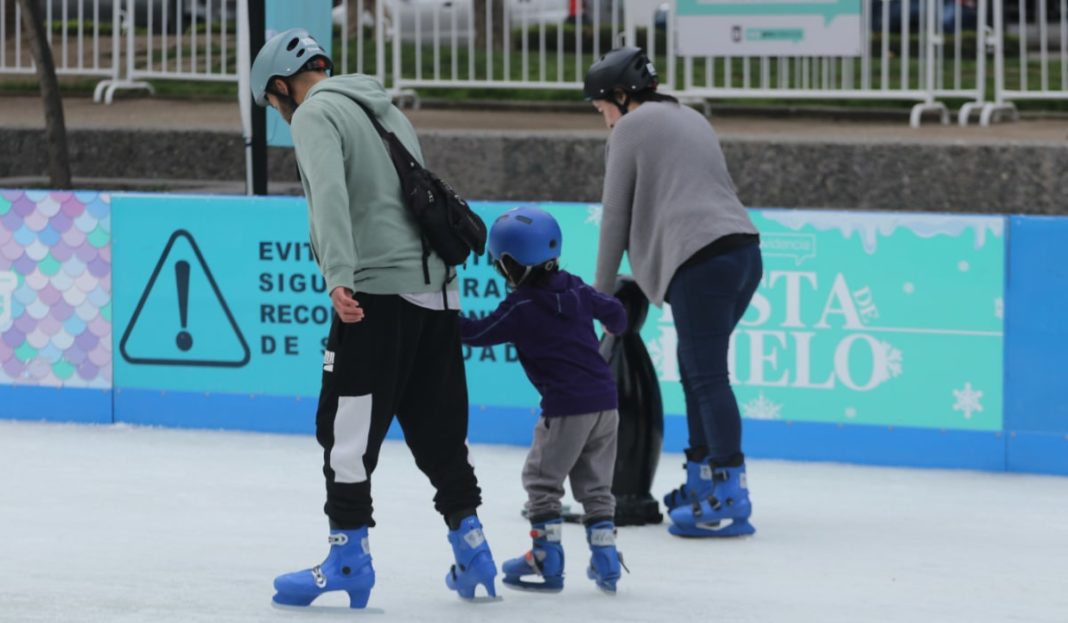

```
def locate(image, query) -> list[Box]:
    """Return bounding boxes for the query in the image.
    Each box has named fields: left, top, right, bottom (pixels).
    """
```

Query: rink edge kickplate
left=271, top=602, right=386, bottom=615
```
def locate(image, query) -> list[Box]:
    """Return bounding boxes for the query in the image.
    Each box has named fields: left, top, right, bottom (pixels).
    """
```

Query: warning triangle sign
left=120, top=230, right=250, bottom=367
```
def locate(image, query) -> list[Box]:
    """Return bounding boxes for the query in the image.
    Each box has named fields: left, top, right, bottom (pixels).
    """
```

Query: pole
left=237, top=0, right=253, bottom=195
left=249, top=0, right=268, bottom=195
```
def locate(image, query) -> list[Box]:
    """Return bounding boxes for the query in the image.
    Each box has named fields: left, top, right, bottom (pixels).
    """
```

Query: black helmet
left=583, top=47, right=658, bottom=101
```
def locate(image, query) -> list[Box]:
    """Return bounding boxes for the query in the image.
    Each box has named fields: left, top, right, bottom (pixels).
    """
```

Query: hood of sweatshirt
left=305, top=73, right=394, bottom=116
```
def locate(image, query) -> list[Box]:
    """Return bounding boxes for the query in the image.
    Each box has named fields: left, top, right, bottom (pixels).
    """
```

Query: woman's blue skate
left=668, top=464, right=756, bottom=538
left=502, top=518, right=565, bottom=593
left=663, top=451, right=715, bottom=511
left=272, top=527, right=378, bottom=611
left=445, top=515, right=501, bottom=602
left=586, top=520, right=624, bottom=594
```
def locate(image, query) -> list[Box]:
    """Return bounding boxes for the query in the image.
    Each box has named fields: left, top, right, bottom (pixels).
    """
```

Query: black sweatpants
left=316, top=293, right=481, bottom=529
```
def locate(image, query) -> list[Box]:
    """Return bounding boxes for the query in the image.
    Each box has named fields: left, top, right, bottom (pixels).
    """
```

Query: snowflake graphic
left=742, top=393, right=782, bottom=420
left=995, top=297, right=1004, bottom=320
left=952, top=382, right=984, bottom=419
left=844, top=407, right=858, bottom=419
left=585, top=206, right=603, bottom=226
left=882, top=342, right=904, bottom=378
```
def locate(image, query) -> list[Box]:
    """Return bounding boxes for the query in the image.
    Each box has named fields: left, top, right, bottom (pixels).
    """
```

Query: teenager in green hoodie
left=251, top=28, right=498, bottom=609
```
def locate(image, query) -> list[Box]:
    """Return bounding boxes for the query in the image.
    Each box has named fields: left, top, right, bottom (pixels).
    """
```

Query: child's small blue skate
left=445, top=515, right=501, bottom=602
left=668, top=463, right=756, bottom=538
left=663, top=450, right=715, bottom=512
left=586, top=520, right=625, bottom=594
left=272, top=527, right=377, bottom=610
left=502, top=518, right=565, bottom=592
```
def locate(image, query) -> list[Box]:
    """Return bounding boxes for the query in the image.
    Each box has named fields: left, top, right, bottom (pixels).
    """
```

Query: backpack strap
left=351, top=100, right=421, bottom=177
left=351, top=99, right=432, bottom=286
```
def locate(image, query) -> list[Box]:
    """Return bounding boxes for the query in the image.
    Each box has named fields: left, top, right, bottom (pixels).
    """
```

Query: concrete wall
left=2, top=127, right=1067, bottom=214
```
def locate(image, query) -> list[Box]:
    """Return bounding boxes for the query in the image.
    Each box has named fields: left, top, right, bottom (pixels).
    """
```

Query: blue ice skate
left=668, top=464, right=756, bottom=538
left=272, top=527, right=376, bottom=609
left=445, top=515, right=500, bottom=601
left=663, top=452, right=715, bottom=511
left=585, top=520, right=623, bottom=594
left=502, top=518, right=564, bottom=593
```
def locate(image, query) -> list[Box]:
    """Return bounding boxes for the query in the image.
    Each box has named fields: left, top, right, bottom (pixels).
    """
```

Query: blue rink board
left=104, top=387, right=1013, bottom=472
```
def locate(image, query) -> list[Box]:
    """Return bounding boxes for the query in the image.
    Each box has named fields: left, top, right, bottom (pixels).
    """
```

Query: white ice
left=2, top=420, right=1066, bottom=623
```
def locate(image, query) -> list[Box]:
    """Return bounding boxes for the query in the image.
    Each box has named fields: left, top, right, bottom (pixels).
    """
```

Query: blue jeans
left=667, top=243, right=762, bottom=465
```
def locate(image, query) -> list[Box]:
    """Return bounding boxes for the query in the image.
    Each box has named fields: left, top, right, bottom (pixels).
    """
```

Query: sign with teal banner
left=675, top=0, right=862, bottom=57
left=111, top=195, right=1005, bottom=434
left=265, top=0, right=334, bottom=148
left=678, top=210, right=1004, bottom=432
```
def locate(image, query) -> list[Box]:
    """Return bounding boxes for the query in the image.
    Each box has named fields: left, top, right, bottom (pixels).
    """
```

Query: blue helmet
left=487, top=206, right=562, bottom=267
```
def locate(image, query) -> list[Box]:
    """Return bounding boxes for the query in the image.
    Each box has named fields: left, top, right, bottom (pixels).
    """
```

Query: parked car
left=334, top=0, right=578, bottom=42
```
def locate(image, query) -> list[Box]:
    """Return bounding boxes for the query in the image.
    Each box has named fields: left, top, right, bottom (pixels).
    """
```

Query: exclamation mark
left=175, top=260, right=193, bottom=352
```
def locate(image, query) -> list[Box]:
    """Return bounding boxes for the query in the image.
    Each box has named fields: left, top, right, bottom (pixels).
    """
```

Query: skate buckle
left=463, top=528, right=486, bottom=549
left=590, top=528, right=615, bottom=547
left=311, top=566, right=327, bottom=589
left=328, top=533, right=349, bottom=546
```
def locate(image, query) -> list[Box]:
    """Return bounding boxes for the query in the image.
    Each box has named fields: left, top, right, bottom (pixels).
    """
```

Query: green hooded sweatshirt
left=291, top=74, right=454, bottom=296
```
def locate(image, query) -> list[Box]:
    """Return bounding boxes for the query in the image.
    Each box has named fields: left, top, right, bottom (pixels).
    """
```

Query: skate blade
left=595, top=585, right=618, bottom=596
left=668, top=518, right=756, bottom=538
left=502, top=581, right=564, bottom=594
left=458, top=595, right=504, bottom=604
left=271, top=602, right=386, bottom=615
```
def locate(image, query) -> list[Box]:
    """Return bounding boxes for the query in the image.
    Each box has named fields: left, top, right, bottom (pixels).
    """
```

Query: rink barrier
left=0, top=189, right=1066, bottom=476
left=0, top=385, right=111, bottom=424
left=1002, top=216, right=1068, bottom=475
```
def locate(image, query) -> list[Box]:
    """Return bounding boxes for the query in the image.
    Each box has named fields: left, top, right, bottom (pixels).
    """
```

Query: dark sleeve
left=588, top=287, right=627, bottom=335
left=458, top=297, right=528, bottom=346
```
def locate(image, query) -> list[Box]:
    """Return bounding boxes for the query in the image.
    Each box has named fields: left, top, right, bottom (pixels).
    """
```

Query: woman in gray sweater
left=584, top=47, right=762, bottom=539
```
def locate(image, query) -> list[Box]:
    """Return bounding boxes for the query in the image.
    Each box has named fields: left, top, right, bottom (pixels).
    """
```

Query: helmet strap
left=614, top=92, right=631, bottom=117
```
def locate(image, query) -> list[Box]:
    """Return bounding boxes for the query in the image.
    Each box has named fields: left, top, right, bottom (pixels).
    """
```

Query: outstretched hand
left=331, top=287, right=365, bottom=323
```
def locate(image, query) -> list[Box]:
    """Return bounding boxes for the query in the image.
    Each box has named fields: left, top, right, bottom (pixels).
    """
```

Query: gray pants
left=522, top=410, right=619, bottom=523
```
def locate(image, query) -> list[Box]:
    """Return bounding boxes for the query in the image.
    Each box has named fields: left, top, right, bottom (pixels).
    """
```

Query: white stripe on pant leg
left=331, top=395, right=374, bottom=484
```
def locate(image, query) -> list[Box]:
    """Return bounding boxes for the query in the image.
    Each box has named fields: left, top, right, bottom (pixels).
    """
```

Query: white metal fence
left=96, top=0, right=242, bottom=103
left=2, top=0, right=1066, bottom=125
left=982, top=0, right=1068, bottom=123
left=0, top=0, right=122, bottom=84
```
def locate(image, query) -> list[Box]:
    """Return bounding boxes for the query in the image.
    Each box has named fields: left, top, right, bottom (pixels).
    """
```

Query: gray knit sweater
left=593, top=101, right=758, bottom=306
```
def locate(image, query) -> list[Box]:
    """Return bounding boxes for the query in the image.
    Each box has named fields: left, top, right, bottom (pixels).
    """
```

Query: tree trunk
left=474, top=0, right=505, bottom=55
left=17, top=0, right=72, bottom=190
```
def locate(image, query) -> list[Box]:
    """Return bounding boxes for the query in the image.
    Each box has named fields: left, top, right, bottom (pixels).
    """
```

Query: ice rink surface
left=1, top=420, right=1066, bottom=623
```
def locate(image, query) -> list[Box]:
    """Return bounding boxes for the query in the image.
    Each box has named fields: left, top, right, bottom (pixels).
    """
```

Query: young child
left=459, top=206, right=628, bottom=594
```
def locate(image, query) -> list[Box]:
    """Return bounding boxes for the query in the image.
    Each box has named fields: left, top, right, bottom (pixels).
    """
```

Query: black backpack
left=352, top=101, right=487, bottom=288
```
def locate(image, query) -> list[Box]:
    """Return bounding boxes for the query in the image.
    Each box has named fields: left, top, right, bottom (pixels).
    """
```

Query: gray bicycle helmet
left=251, top=28, right=332, bottom=107
left=582, top=47, right=658, bottom=101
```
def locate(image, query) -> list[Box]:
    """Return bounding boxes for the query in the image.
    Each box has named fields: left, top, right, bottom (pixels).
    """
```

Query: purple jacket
left=459, top=270, right=627, bottom=417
